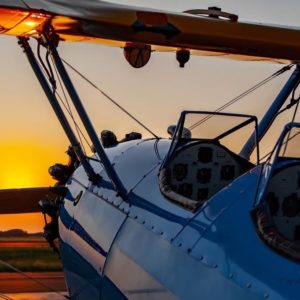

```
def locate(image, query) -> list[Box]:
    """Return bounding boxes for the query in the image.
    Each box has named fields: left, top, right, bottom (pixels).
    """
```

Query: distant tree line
left=0, top=229, right=42, bottom=237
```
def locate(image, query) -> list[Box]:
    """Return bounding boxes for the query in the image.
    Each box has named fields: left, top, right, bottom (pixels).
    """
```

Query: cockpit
left=256, top=123, right=300, bottom=261
left=159, top=111, right=258, bottom=211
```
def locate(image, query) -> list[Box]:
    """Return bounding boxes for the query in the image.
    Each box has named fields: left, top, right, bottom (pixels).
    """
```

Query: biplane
left=1, top=1, right=300, bottom=299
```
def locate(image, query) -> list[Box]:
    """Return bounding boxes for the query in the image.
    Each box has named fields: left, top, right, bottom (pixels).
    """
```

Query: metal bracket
left=184, top=7, right=238, bottom=22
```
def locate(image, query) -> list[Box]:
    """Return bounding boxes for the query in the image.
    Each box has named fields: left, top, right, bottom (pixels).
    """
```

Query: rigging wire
left=259, top=80, right=300, bottom=161
left=259, top=128, right=300, bottom=162
left=282, top=81, right=300, bottom=156
left=55, top=91, right=92, bottom=152
left=0, top=293, right=13, bottom=300
left=0, top=259, right=68, bottom=299
left=61, top=58, right=159, bottom=139
left=36, top=42, right=91, bottom=153
left=50, top=54, right=92, bottom=153
left=37, top=42, right=56, bottom=89
left=37, top=44, right=106, bottom=170
left=188, top=64, right=294, bottom=131
left=273, top=80, right=300, bottom=118
left=46, top=50, right=56, bottom=90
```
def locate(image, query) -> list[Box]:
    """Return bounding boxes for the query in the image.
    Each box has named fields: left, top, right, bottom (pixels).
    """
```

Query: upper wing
left=1, top=0, right=300, bottom=63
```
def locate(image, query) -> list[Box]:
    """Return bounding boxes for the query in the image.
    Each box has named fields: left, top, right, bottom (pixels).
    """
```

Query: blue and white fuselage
left=59, top=138, right=300, bottom=300
left=1, top=3, right=300, bottom=299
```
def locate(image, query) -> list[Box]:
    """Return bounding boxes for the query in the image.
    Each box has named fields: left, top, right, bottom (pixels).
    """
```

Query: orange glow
left=0, top=8, right=50, bottom=36
left=0, top=8, right=29, bottom=29
left=0, top=213, right=44, bottom=233
left=23, top=21, right=37, bottom=27
left=0, top=142, right=67, bottom=232
left=0, top=143, right=56, bottom=189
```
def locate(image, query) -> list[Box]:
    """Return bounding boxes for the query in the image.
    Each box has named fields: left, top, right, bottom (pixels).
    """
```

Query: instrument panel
left=265, top=163, right=300, bottom=240
left=166, top=141, right=249, bottom=204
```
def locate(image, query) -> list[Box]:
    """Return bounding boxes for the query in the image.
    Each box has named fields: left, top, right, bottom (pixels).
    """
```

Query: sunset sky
left=1, top=0, right=300, bottom=232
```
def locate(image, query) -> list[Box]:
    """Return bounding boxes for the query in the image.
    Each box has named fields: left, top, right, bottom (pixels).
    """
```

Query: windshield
left=168, top=111, right=258, bottom=164
left=278, top=126, right=300, bottom=159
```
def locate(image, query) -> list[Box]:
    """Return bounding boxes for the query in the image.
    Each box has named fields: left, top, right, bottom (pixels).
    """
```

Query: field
left=0, top=236, right=45, bottom=242
left=0, top=237, right=62, bottom=272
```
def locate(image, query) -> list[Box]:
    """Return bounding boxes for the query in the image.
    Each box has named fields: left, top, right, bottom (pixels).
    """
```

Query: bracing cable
left=50, top=54, right=92, bottom=153
left=55, top=91, right=92, bottom=151
left=46, top=50, right=56, bottom=89
left=260, top=128, right=300, bottom=162
left=61, top=58, right=159, bottom=139
left=282, top=81, right=300, bottom=156
left=0, top=293, right=13, bottom=300
left=36, top=43, right=92, bottom=153
left=259, top=79, right=300, bottom=161
left=188, top=64, right=294, bottom=131
left=0, top=259, right=69, bottom=299
left=273, top=80, right=300, bottom=118
left=37, top=42, right=56, bottom=89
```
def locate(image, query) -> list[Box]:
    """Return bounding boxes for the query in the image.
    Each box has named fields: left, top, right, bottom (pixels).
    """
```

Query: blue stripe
left=130, top=192, right=188, bottom=226
left=60, top=205, right=108, bottom=257
left=102, top=276, right=128, bottom=300
left=64, top=190, right=75, bottom=202
left=130, top=192, right=207, bottom=232
left=85, top=176, right=192, bottom=226
left=67, top=177, right=195, bottom=228
left=60, top=204, right=73, bottom=227
left=60, top=238, right=99, bottom=282
left=60, top=239, right=100, bottom=299
left=60, top=179, right=205, bottom=258
left=60, top=239, right=126, bottom=299
left=89, top=178, right=205, bottom=231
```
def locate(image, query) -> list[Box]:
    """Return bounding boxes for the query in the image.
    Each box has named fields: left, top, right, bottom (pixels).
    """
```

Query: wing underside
left=0, top=187, right=55, bottom=214
left=1, top=0, right=300, bottom=63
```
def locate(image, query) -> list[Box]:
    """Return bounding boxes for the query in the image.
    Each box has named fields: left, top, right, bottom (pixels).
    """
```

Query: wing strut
left=18, top=37, right=99, bottom=184
left=241, top=65, right=300, bottom=159
left=42, top=32, right=128, bottom=200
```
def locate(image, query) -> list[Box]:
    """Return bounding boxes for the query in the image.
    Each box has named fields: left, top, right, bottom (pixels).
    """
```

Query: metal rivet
left=199, top=256, right=203, bottom=260
left=187, top=248, right=191, bottom=253
left=178, top=243, right=182, bottom=247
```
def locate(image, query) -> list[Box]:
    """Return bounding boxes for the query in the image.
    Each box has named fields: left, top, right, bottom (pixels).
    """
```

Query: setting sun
left=1, top=164, right=37, bottom=189
left=0, top=142, right=65, bottom=189
left=0, top=141, right=67, bottom=232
